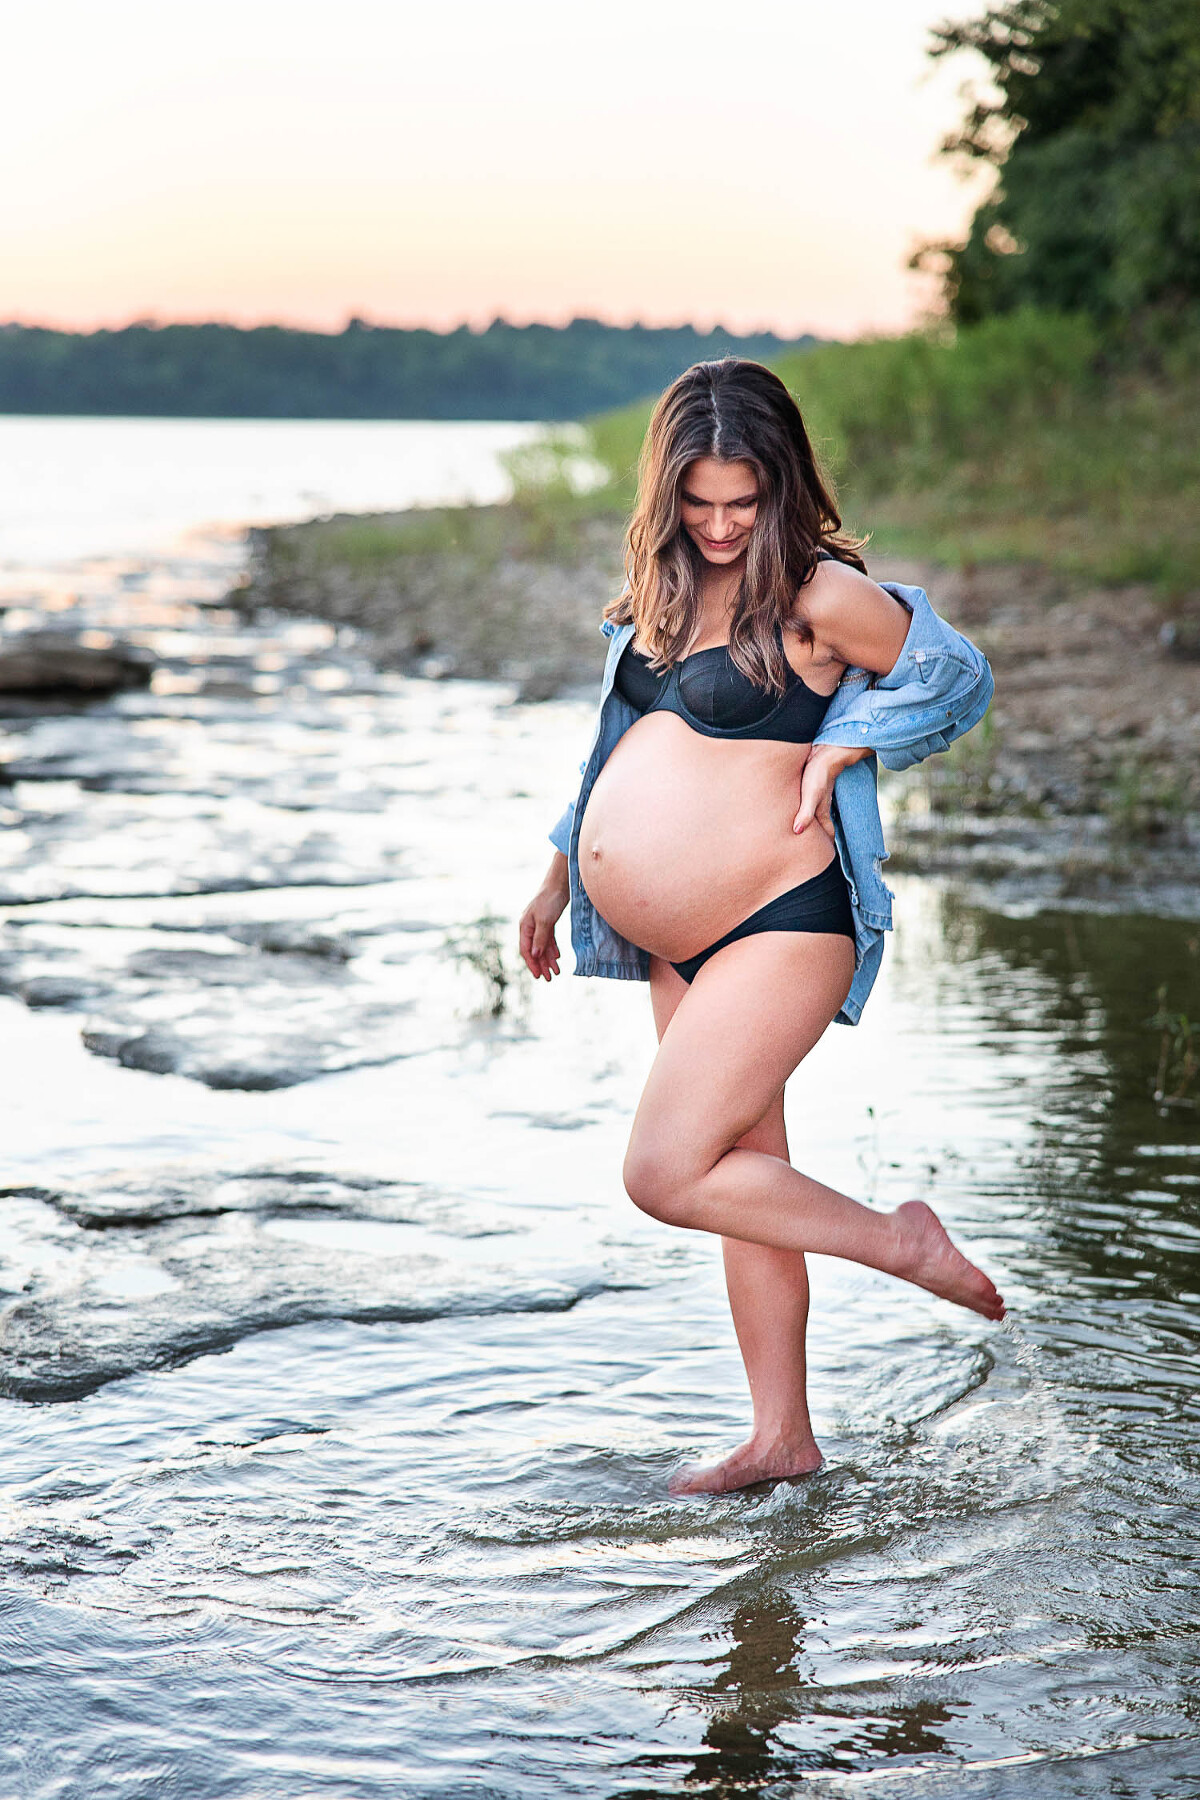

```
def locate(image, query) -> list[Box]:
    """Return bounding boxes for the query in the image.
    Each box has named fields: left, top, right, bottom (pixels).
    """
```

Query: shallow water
left=1, top=434, right=1199, bottom=1797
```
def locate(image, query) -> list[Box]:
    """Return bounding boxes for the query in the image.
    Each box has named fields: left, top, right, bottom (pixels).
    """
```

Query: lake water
left=0, top=416, right=540, bottom=565
left=0, top=419, right=1198, bottom=1799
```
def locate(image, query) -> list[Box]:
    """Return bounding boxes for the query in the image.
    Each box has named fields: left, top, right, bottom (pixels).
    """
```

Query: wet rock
left=0, top=631, right=153, bottom=695
left=16, top=1166, right=414, bottom=1229
left=222, top=921, right=355, bottom=960
left=15, top=973, right=105, bottom=1008
left=1159, top=614, right=1200, bottom=661
left=80, top=977, right=417, bottom=1090
left=0, top=899, right=451, bottom=1088
left=885, top=810, right=1200, bottom=916
left=0, top=1168, right=601, bottom=1402
left=0, top=785, right=403, bottom=905
left=236, top=507, right=620, bottom=701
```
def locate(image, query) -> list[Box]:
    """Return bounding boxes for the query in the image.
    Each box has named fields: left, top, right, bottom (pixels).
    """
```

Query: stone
left=0, top=631, right=153, bottom=695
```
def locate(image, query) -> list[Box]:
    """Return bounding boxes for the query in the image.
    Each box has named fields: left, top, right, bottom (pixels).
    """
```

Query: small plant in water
left=1149, top=984, right=1196, bottom=1110
left=445, top=912, right=516, bottom=1018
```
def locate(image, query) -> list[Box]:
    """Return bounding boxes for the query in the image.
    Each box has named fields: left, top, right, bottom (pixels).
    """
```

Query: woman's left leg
left=626, top=932, right=1004, bottom=1318
left=650, top=957, right=822, bottom=1494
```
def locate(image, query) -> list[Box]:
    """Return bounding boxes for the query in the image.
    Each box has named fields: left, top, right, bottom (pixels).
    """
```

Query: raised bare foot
left=668, top=1436, right=824, bottom=1496
left=891, top=1200, right=1005, bottom=1320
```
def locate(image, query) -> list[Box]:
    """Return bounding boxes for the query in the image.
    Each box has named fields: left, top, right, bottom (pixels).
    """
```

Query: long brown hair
left=604, top=358, right=866, bottom=694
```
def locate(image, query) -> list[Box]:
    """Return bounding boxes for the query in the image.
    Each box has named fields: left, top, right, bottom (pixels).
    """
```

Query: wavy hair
left=604, top=358, right=867, bottom=694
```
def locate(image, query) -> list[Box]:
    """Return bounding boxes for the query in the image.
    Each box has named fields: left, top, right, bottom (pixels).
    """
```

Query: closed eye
left=682, top=491, right=758, bottom=508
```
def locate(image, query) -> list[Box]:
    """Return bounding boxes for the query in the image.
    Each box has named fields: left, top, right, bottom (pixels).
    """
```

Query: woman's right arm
left=522, top=614, right=624, bottom=980
left=519, top=849, right=570, bottom=981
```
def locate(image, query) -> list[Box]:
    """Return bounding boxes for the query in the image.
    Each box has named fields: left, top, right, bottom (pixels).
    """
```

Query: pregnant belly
left=577, top=714, right=837, bottom=962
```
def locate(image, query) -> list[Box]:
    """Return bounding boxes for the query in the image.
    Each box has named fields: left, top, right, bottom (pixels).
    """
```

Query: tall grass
left=578, top=311, right=1200, bottom=595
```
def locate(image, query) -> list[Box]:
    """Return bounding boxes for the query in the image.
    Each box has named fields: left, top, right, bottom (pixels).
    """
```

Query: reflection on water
left=0, top=415, right=539, bottom=563
left=650, top=1593, right=959, bottom=1793
left=0, top=520, right=1198, bottom=1797
left=946, top=904, right=1200, bottom=1309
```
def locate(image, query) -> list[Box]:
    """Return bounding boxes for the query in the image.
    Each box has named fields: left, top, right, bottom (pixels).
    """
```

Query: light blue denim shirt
left=549, top=582, right=993, bottom=1025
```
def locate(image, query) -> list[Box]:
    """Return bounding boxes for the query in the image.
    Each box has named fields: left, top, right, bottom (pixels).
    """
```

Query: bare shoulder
left=793, top=560, right=912, bottom=676
left=795, top=559, right=888, bottom=630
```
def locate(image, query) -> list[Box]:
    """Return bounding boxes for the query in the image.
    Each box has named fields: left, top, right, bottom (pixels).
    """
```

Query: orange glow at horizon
left=2, top=0, right=993, bottom=341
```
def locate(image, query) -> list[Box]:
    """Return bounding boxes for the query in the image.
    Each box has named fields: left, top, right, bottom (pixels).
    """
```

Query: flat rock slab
left=0, top=917, right=442, bottom=1089
left=0, top=632, right=153, bottom=694
left=0, top=802, right=404, bottom=906
left=0, top=1167, right=605, bottom=1402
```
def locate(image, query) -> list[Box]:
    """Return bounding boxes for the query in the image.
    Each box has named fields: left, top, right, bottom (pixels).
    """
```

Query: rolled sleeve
left=549, top=800, right=575, bottom=855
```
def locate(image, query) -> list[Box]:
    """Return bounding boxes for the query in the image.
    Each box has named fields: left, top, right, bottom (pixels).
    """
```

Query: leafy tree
left=923, top=0, right=1200, bottom=324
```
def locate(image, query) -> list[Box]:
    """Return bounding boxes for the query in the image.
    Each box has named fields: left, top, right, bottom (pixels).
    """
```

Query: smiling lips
left=700, top=534, right=743, bottom=553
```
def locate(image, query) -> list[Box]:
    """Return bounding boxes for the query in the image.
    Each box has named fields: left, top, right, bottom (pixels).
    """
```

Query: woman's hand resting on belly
left=792, top=743, right=875, bottom=839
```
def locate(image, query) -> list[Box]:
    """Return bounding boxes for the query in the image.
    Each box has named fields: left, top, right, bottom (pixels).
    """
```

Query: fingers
left=795, top=799, right=835, bottom=838
left=794, top=765, right=835, bottom=836
left=518, top=907, right=561, bottom=980
left=518, top=908, right=538, bottom=976
left=531, top=919, right=559, bottom=979
left=793, top=786, right=820, bottom=834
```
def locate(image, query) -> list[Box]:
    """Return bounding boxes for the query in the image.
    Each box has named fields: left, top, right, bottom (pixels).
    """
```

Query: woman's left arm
left=806, top=562, right=914, bottom=677
left=792, top=566, right=913, bottom=838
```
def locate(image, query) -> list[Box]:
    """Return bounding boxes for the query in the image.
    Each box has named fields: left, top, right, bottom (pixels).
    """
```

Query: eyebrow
left=681, top=489, right=758, bottom=505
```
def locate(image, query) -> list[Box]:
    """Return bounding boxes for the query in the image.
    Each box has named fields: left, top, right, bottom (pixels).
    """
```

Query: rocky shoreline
left=232, top=504, right=621, bottom=703
left=232, top=508, right=1200, bottom=914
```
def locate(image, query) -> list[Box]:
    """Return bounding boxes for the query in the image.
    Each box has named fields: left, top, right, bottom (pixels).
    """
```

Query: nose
left=708, top=507, right=736, bottom=540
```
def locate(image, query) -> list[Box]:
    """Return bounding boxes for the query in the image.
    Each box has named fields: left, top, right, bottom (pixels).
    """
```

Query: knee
left=622, top=1137, right=694, bottom=1227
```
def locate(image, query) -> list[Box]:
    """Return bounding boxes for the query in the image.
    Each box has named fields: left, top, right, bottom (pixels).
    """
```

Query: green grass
left=255, top=487, right=616, bottom=586
left=288, top=512, right=475, bottom=565
left=573, top=310, right=1200, bottom=597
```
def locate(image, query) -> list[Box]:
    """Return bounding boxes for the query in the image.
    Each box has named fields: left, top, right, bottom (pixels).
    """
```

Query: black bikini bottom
left=670, top=857, right=856, bottom=984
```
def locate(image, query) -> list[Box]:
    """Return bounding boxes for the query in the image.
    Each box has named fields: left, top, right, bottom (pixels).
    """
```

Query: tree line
left=0, top=318, right=817, bottom=420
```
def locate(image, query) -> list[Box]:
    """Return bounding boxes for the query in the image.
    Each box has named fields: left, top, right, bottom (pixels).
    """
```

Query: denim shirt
left=548, top=582, right=994, bottom=1025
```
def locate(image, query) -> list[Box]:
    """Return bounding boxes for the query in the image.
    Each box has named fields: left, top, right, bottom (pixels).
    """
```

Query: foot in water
left=891, top=1200, right=1005, bottom=1320
left=669, top=1436, right=824, bottom=1496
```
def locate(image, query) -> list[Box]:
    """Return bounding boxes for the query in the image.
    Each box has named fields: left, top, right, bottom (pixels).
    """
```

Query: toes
left=668, top=1466, right=724, bottom=1496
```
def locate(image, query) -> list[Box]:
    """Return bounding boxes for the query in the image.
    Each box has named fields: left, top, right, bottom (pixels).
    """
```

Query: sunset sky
left=4, top=0, right=992, bottom=339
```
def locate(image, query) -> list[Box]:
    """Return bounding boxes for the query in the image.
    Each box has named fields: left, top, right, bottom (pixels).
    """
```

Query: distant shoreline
left=0, top=319, right=820, bottom=423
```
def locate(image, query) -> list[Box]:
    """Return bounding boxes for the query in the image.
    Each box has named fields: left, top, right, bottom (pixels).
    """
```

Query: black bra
left=614, top=622, right=837, bottom=743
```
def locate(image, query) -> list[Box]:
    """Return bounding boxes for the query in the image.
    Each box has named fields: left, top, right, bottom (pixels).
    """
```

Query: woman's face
left=679, top=457, right=759, bottom=566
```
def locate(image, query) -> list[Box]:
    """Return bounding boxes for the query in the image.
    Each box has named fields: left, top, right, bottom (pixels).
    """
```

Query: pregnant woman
left=519, top=359, right=1004, bottom=1495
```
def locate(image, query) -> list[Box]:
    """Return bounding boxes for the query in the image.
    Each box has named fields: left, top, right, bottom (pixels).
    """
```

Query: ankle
left=879, top=1205, right=910, bottom=1279
left=749, top=1420, right=817, bottom=1455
